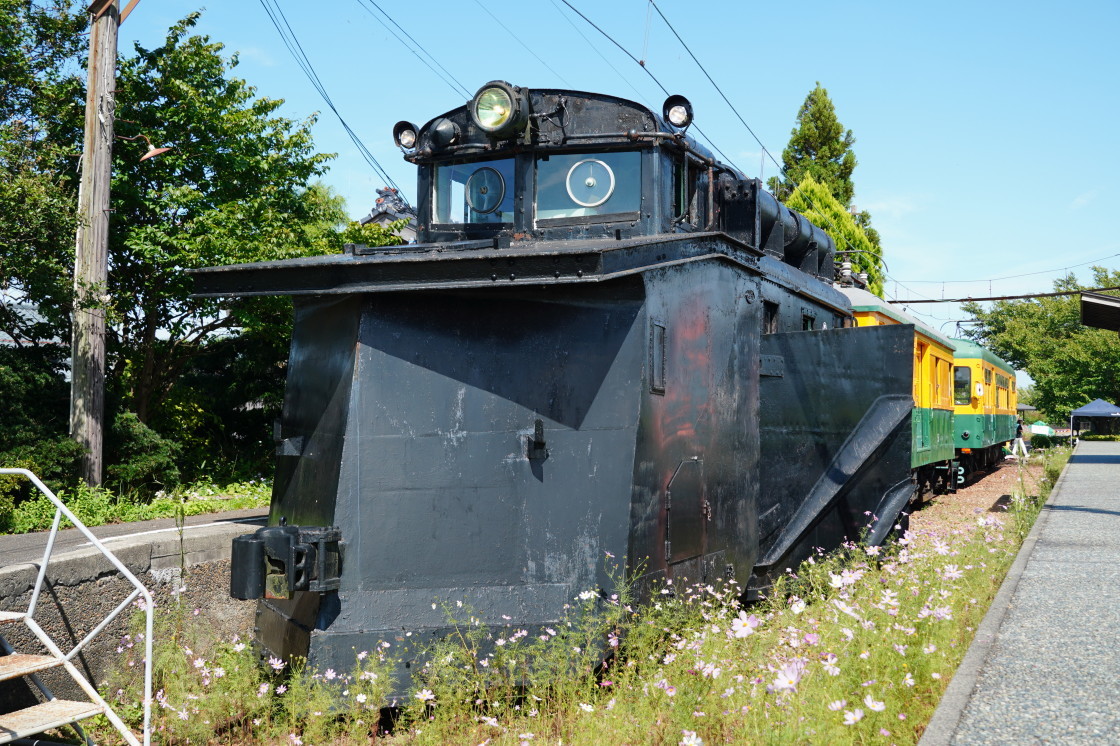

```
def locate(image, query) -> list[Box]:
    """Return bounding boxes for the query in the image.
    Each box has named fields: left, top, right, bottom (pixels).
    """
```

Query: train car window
left=802, top=314, right=815, bottom=331
left=954, top=366, right=971, bottom=405
left=434, top=158, right=515, bottom=224
left=984, top=368, right=992, bottom=385
left=935, top=358, right=946, bottom=407
left=763, top=302, right=779, bottom=334
left=672, top=158, right=699, bottom=225
left=535, top=151, right=641, bottom=221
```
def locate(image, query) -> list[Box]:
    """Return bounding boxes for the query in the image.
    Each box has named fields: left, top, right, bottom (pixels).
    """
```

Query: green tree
left=0, top=0, right=85, bottom=346
left=767, top=83, right=883, bottom=276
left=784, top=175, right=883, bottom=296
left=963, top=268, right=1120, bottom=421
left=0, top=10, right=410, bottom=491
left=43, top=13, right=349, bottom=424
left=767, top=83, right=857, bottom=205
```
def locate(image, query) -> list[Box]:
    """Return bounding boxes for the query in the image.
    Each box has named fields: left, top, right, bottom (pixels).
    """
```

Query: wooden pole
left=70, top=0, right=119, bottom=486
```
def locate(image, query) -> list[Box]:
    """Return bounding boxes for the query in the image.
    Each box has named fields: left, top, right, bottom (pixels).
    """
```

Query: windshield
left=536, top=151, right=641, bottom=221
left=953, top=366, right=971, bottom=405
left=434, top=158, right=515, bottom=224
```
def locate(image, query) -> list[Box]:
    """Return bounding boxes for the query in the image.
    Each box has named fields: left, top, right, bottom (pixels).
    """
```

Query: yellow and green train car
left=949, top=338, right=1017, bottom=472
left=840, top=288, right=957, bottom=496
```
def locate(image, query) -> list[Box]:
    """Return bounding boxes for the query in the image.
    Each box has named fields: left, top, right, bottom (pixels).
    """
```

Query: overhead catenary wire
left=549, top=0, right=653, bottom=108
left=893, top=285, right=1120, bottom=304
left=895, top=251, right=1120, bottom=285
left=472, top=0, right=574, bottom=88
left=647, top=0, right=781, bottom=175
left=355, top=0, right=472, bottom=100
left=258, top=0, right=406, bottom=202
left=642, top=0, right=883, bottom=283
left=556, top=0, right=742, bottom=173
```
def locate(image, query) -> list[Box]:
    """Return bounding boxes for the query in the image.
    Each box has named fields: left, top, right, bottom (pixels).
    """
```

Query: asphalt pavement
left=920, top=440, right=1120, bottom=745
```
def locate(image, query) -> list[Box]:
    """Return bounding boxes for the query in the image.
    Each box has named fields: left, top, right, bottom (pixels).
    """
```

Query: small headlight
left=430, top=117, right=460, bottom=148
left=393, top=121, right=419, bottom=151
left=470, top=81, right=527, bottom=138
left=962, top=430, right=971, bottom=440
left=662, top=94, right=693, bottom=130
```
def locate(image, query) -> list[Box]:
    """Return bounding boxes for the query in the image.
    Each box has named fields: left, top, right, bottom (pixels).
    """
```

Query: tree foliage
left=766, top=82, right=883, bottom=283
left=1, top=10, right=408, bottom=492
left=963, top=268, right=1120, bottom=421
left=767, top=83, right=857, bottom=205
left=784, top=175, right=883, bottom=296
left=0, top=0, right=85, bottom=346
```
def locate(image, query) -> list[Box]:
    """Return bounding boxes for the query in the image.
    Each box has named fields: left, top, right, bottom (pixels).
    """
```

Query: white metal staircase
left=0, top=468, right=151, bottom=745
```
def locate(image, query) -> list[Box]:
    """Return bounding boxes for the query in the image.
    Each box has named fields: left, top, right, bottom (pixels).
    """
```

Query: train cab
left=950, top=338, right=1017, bottom=470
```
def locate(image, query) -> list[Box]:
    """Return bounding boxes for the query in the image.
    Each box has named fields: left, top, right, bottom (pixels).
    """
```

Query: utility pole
left=70, top=0, right=120, bottom=486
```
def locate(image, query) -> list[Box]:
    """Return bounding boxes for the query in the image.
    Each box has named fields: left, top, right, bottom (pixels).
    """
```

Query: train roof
left=404, top=83, right=729, bottom=173
left=838, top=286, right=956, bottom=350
left=948, top=337, right=1016, bottom=373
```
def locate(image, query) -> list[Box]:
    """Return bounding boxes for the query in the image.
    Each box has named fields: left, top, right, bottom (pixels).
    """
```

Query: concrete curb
left=0, top=519, right=254, bottom=594
left=918, top=447, right=1075, bottom=745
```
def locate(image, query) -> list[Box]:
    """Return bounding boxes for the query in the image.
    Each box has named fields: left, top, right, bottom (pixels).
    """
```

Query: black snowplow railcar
left=191, top=83, right=915, bottom=684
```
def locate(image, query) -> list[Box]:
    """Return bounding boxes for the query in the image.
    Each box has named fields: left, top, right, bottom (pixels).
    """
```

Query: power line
left=896, top=252, right=1120, bottom=284
left=648, top=1, right=781, bottom=175
left=896, top=285, right=1120, bottom=304
left=471, top=0, right=573, bottom=88
left=549, top=0, right=652, bottom=107
left=260, top=0, right=400, bottom=190
left=258, top=0, right=406, bottom=202
left=354, top=0, right=472, bottom=99
left=556, top=0, right=742, bottom=172
left=644, top=0, right=884, bottom=288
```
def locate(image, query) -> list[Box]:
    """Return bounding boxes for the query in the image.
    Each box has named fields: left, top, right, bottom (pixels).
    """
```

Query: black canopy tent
left=1070, top=398, right=1120, bottom=436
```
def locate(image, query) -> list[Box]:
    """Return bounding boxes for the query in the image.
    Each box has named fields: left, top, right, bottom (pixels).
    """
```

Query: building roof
left=1080, top=291, right=1120, bottom=332
left=1070, top=398, right=1120, bottom=417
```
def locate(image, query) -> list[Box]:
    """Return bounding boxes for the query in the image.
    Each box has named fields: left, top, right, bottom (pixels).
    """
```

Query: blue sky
left=121, top=0, right=1120, bottom=342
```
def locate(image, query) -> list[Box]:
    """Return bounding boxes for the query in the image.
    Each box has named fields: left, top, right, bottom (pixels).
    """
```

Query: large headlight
left=470, top=81, right=528, bottom=139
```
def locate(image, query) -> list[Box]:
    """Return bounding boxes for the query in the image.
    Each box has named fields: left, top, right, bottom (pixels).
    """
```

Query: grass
left=92, top=450, right=1068, bottom=745
left=0, top=478, right=271, bottom=534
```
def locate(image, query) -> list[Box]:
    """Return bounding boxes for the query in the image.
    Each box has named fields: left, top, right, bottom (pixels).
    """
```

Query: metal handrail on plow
left=0, top=468, right=152, bottom=746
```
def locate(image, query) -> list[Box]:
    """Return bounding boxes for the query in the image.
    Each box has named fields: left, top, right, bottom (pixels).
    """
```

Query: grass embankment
left=96, top=450, right=1067, bottom=745
left=1, top=479, right=270, bottom=534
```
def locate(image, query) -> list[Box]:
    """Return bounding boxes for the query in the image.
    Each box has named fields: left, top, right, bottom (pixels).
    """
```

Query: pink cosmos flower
left=731, top=612, right=761, bottom=638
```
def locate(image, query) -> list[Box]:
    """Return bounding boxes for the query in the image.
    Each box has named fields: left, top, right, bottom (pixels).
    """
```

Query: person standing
left=1011, top=418, right=1028, bottom=458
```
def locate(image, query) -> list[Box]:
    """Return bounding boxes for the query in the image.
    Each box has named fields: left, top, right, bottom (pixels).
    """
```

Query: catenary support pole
left=70, top=0, right=119, bottom=486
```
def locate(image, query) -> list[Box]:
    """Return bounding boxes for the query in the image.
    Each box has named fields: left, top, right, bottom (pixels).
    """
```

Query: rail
left=0, top=468, right=151, bottom=746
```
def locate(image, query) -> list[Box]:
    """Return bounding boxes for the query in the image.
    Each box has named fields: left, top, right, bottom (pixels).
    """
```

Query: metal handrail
left=0, top=468, right=152, bottom=746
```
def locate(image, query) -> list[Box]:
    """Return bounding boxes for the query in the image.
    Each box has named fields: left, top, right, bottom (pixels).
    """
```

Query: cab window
left=535, top=151, right=641, bottom=221
left=434, top=158, right=515, bottom=225
left=954, top=366, right=971, bottom=405
left=672, top=157, right=700, bottom=226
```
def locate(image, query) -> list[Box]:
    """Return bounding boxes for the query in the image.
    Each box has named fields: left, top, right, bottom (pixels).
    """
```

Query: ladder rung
left=0, top=654, right=63, bottom=681
left=0, top=612, right=24, bottom=625
left=0, top=699, right=104, bottom=743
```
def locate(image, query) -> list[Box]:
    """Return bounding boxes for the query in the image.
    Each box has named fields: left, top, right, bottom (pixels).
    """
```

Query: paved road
left=921, top=440, right=1120, bottom=745
left=0, top=507, right=268, bottom=567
